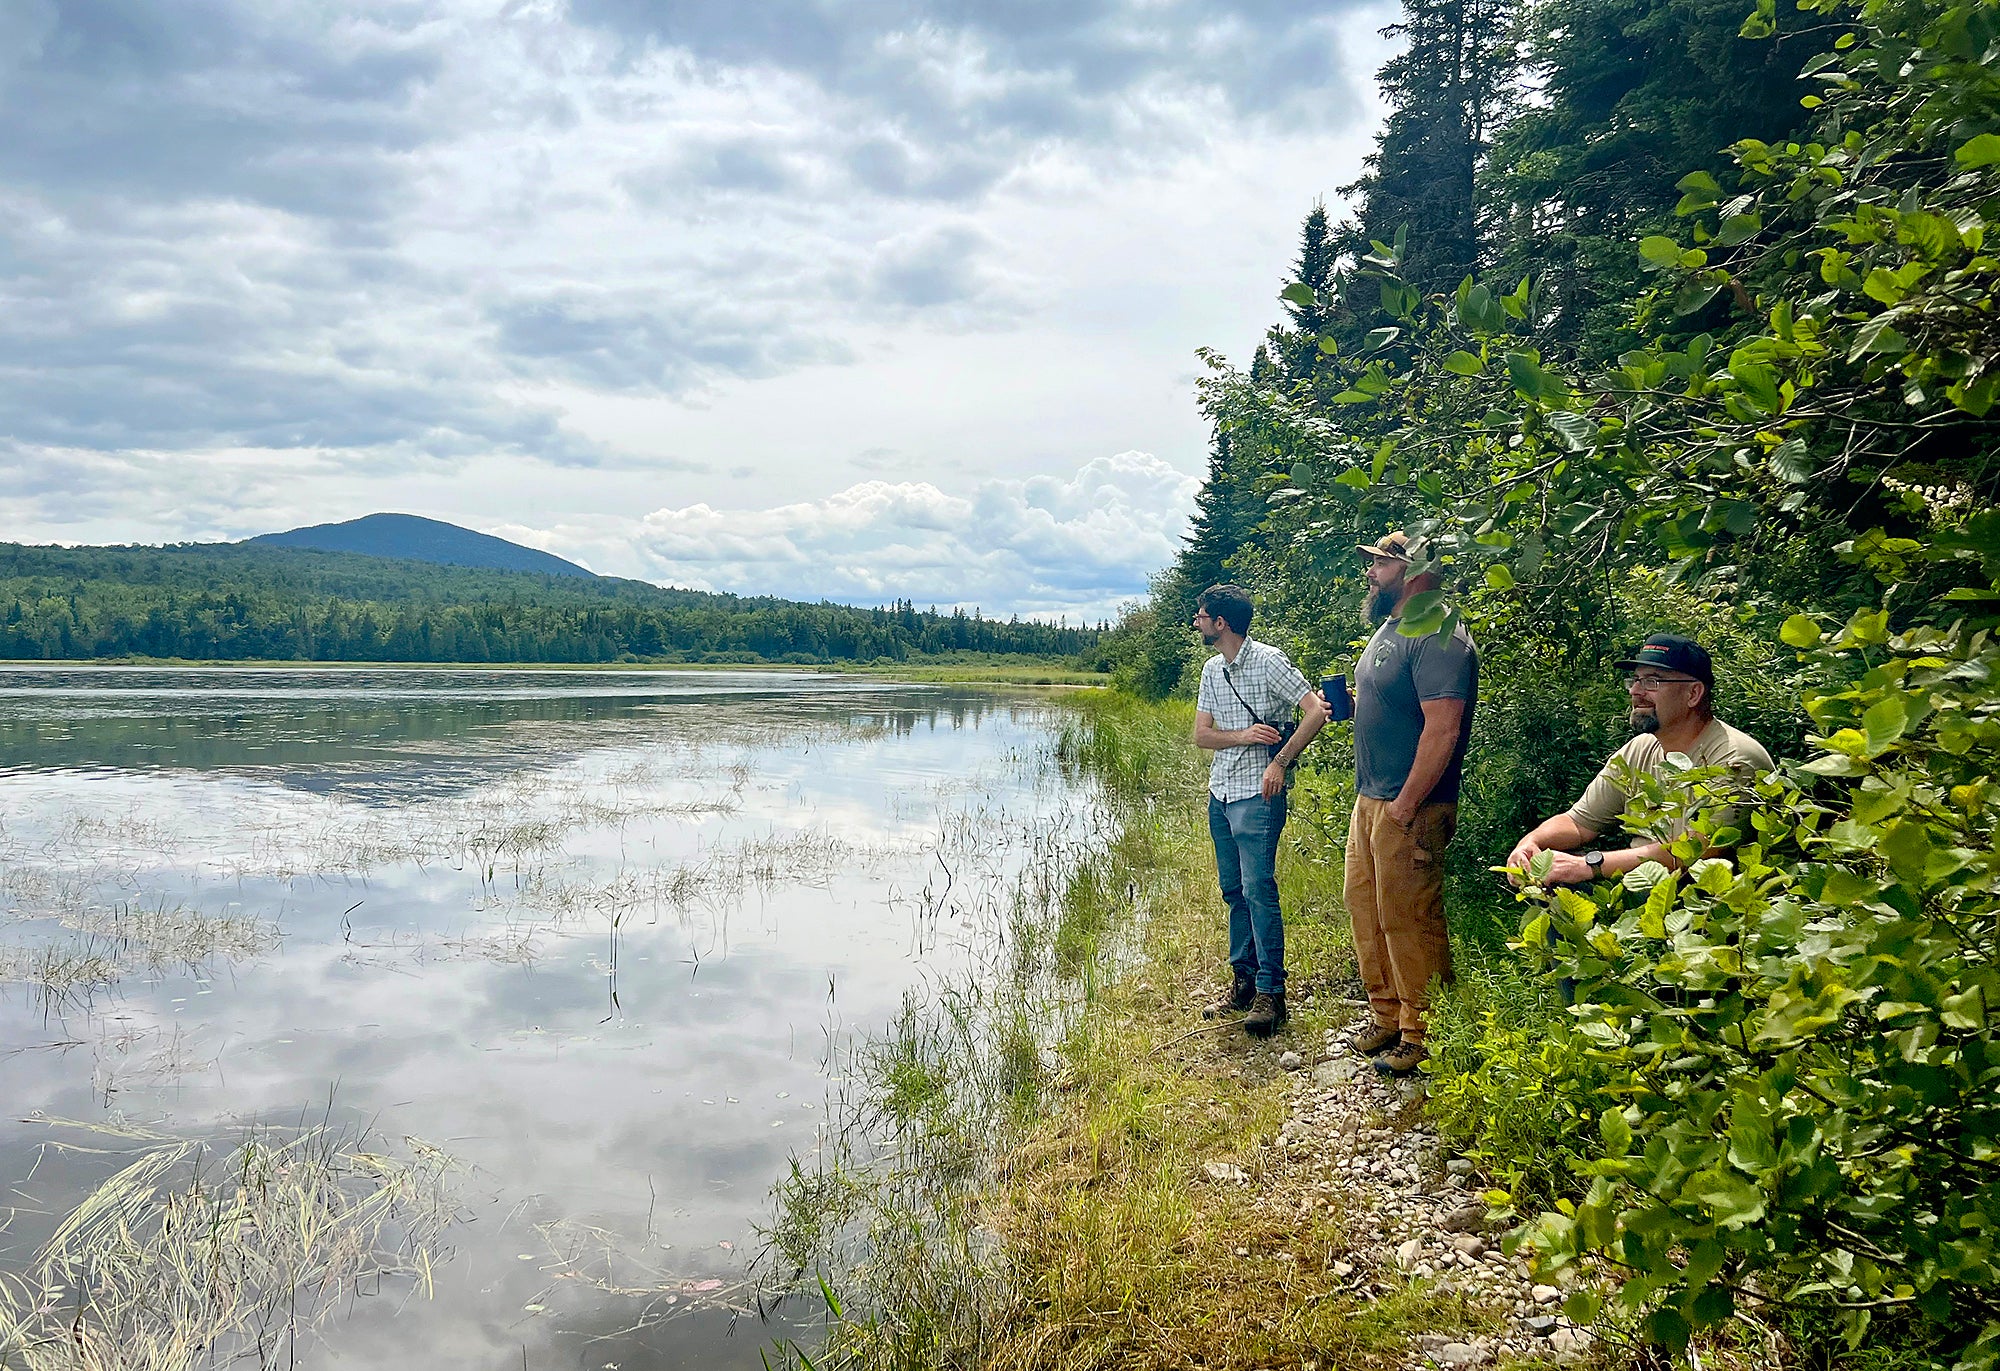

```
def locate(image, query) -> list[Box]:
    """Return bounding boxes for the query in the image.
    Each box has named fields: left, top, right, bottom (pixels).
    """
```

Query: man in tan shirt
left=1507, top=634, right=1772, bottom=885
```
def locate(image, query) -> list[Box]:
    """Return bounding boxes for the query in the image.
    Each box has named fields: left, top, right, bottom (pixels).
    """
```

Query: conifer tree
left=1340, top=0, right=1520, bottom=295
left=1267, top=203, right=1343, bottom=380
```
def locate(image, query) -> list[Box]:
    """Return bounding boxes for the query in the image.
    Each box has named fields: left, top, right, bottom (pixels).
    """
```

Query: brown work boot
left=1347, top=1021, right=1400, bottom=1056
left=1244, top=992, right=1288, bottom=1039
left=1373, top=1039, right=1428, bottom=1077
left=1202, top=969, right=1256, bottom=1020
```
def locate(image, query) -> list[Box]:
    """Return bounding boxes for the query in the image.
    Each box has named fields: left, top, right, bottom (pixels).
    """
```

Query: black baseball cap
left=1614, top=634, right=1714, bottom=689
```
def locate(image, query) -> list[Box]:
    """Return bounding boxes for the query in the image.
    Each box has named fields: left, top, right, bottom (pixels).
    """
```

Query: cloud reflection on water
left=0, top=666, right=1096, bottom=1367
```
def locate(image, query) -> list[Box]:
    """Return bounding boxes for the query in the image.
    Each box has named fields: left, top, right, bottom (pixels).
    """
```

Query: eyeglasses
left=1624, top=673, right=1698, bottom=691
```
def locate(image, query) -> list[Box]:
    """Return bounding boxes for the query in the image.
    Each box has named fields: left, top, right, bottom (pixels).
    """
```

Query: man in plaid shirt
left=1192, top=584, right=1329, bottom=1038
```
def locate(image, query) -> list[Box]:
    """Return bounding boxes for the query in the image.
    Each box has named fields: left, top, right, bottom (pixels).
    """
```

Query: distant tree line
left=0, top=543, right=1100, bottom=664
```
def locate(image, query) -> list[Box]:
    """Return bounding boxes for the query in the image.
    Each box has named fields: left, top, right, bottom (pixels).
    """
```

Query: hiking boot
left=1373, top=1039, right=1428, bottom=1077
left=1202, top=969, right=1257, bottom=1020
left=1244, top=992, right=1288, bottom=1039
left=1347, top=1021, right=1400, bottom=1057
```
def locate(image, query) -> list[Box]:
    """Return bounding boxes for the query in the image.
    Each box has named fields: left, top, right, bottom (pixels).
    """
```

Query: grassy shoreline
left=766, top=691, right=1569, bottom=1370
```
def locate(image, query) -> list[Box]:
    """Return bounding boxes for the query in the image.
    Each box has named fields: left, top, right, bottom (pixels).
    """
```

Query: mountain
left=245, top=512, right=596, bottom=578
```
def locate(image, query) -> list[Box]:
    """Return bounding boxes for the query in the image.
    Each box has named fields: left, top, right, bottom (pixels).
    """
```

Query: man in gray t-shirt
left=1343, top=533, right=1479, bottom=1077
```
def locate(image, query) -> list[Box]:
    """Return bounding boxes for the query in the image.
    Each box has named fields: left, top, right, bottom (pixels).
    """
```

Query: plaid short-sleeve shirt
left=1196, top=638, right=1312, bottom=802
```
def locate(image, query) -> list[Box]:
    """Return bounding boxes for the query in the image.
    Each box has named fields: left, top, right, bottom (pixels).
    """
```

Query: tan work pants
left=1344, top=796, right=1457, bottom=1041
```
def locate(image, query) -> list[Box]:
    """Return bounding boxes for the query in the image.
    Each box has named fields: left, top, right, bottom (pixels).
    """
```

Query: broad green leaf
left=1640, top=235, right=1684, bottom=269
left=1861, top=696, right=1908, bottom=755
left=1547, top=410, right=1597, bottom=452
left=1714, top=213, right=1762, bottom=247
left=1686, top=1171, right=1766, bottom=1229
left=1956, top=133, right=2000, bottom=168
left=1601, top=1108, right=1633, bottom=1156
left=1397, top=590, right=1449, bottom=637
left=1443, top=350, right=1483, bottom=376
left=1880, top=819, right=1933, bottom=887
left=1769, top=439, right=1813, bottom=484
left=1941, top=989, right=1988, bottom=1030
left=1280, top=282, right=1317, bottom=307
left=1780, top=614, right=1821, bottom=648
left=1363, top=327, right=1401, bottom=351
left=1728, top=351, right=1781, bottom=411
left=1850, top=313, right=1908, bottom=358
left=1623, top=860, right=1669, bottom=894
left=1485, top=563, right=1515, bottom=590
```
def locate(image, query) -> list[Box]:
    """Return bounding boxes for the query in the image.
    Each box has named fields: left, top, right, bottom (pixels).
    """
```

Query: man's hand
left=1242, top=723, right=1281, bottom=747
left=1260, top=760, right=1286, bottom=799
left=1540, top=850, right=1596, bottom=885
left=1505, top=836, right=1543, bottom=887
left=1388, top=795, right=1419, bottom=828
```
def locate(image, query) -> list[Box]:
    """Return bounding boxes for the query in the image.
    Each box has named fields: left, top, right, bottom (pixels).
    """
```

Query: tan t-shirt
left=1566, top=718, right=1774, bottom=838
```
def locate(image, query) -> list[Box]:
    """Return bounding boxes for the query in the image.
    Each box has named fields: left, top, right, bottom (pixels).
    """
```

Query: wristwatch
left=1584, top=850, right=1606, bottom=876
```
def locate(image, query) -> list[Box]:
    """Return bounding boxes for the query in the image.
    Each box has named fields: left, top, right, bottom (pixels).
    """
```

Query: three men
left=1344, top=534, right=1480, bottom=1076
left=1507, top=633, right=1772, bottom=884
left=1192, top=584, right=1329, bottom=1038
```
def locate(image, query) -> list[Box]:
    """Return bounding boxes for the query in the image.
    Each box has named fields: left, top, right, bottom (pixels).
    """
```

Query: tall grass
left=0, top=1122, right=455, bottom=1371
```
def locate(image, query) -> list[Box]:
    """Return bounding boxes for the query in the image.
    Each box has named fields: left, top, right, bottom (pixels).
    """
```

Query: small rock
left=1316, top=1057, right=1368, bottom=1087
left=1203, top=1160, right=1249, bottom=1183
left=1451, top=1234, right=1487, bottom=1257
left=1525, top=1315, right=1558, bottom=1336
left=1332, top=1259, right=1355, bottom=1277
left=1395, top=1238, right=1423, bottom=1271
left=1532, top=1283, right=1562, bottom=1305
left=1279, top=1050, right=1304, bottom=1071
left=1549, top=1327, right=1588, bottom=1356
left=1235, top=1246, right=1250, bottom=1257
left=1437, top=1343, right=1482, bottom=1367
left=1413, top=1262, right=1434, bottom=1279
left=1446, top=1158, right=1475, bottom=1176
left=1440, top=1204, right=1488, bottom=1234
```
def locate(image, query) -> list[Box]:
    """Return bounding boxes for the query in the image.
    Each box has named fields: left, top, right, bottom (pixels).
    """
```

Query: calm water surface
left=0, top=666, right=1098, bottom=1368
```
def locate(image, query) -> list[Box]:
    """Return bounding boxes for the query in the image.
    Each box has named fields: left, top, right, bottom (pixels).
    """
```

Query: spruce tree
left=1339, top=0, right=1520, bottom=296
left=1267, top=203, right=1343, bottom=381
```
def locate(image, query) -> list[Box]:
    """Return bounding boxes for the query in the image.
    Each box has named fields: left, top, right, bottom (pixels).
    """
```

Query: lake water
left=0, top=666, right=1098, bottom=1368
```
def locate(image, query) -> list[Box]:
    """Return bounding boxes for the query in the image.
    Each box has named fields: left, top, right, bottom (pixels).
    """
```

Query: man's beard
left=1198, top=624, right=1221, bottom=646
left=1631, top=708, right=1661, bottom=734
left=1366, top=583, right=1398, bottom=622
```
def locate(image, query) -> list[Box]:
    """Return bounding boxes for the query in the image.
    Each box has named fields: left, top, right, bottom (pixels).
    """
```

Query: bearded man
left=1344, top=533, right=1480, bottom=1077
left=1506, top=634, right=1773, bottom=885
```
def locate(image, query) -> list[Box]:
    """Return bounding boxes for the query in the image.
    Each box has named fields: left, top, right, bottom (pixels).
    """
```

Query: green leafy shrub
left=1511, top=526, right=2000, bottom=1366
left=1426, top=950, right=1614, bottom=1205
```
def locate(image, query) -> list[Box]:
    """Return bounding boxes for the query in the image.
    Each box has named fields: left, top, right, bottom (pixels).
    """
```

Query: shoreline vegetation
left=764, top=693, right=1596, bottom=1371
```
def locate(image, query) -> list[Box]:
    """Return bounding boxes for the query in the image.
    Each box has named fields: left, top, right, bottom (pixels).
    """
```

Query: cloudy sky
left=1, top=0, right=1392, bottom=620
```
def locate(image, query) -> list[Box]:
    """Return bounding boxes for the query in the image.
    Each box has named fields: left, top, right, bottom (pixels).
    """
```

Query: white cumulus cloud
left=498, top=450, right=1197, bottom=621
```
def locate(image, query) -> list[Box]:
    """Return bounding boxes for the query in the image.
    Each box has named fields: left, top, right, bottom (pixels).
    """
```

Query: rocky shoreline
left=1208, top=1003, right=1604, bottom=1369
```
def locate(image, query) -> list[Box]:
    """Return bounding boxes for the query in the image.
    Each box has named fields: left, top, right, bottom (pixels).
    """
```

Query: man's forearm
left=1194, top=722, right=1255, bottom=751
left=1396, top=728, right=1457, bottom=811
left=1273, top=694, right=1329, bottom=767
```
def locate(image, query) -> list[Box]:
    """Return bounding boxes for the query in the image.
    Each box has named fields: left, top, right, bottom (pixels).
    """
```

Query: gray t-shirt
left=1354, top=616, right=1480, bottom=803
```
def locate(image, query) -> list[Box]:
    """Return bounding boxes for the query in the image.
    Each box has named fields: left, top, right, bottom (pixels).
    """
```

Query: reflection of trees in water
left=0, top=669, right=1050, bottom=804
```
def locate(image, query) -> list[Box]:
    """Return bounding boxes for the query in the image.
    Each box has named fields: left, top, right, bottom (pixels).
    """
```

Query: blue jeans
left=1209, top=792, right=1289, bottom=994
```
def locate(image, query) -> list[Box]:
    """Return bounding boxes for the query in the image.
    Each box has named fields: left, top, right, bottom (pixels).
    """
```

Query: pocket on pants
left=1410, top=806, right=1456, bottom=866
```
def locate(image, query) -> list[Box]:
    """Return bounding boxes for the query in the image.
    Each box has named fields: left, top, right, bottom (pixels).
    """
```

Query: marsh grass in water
left=0, top=1119, right=456, bottom=1371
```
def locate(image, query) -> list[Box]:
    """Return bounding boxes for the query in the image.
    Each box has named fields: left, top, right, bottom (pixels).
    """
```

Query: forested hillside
left=0, top=542, right=1097, bottom=664
left=1104, top=0, right=2000, bottom=1363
